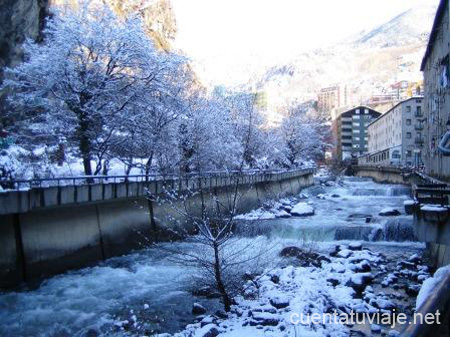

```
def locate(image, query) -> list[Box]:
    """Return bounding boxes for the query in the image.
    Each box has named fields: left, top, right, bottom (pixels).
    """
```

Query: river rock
left=270, top=274, right=280, bottom=284
left=346, top=273, right=373, bottom=293
left=405, top=284, right=421, bottom=296
left=371, top=324, right=382, bottom=334
left=327, top=277, right=340, bottom=286
left=214, top=310, right=228, bottom=319
left=290, top=202, right=315, bottom=216
left=280, top=246, right=302, bottom=257
left=349, top=242, right=363, bottom=251
left=337, top=249, right=354, bottom=258
left=193, top=303, right=207, bottom=315
left=269, top=295, right=290, bottom=309
left=370, top=298, right=395, bottom=311
left=351, top=260, right=371, bottom=273
left=379, top=208, right=401, bottom=216
left=408, top=254, right=422, bottom=264
left=274, top=210, right=291, bottom=218
left=250, top=312, right=280, bottom=326
left=196, top=324, right=219, bottom=337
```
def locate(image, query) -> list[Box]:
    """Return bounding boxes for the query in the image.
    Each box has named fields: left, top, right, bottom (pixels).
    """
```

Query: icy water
left=0, top=177, right=426, bottom=337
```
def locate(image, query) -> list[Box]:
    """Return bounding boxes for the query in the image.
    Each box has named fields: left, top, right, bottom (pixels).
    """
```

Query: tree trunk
left=78, top=118, right=93, bottom=178
left=213, top=241, right=231, bottom=312
left=145, top=152, right=153, bottom=182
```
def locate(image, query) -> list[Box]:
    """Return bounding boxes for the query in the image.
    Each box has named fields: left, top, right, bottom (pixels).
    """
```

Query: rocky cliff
left=0, top=0, right=49, bottom=78
left=0, top=0, right=177, bottom=79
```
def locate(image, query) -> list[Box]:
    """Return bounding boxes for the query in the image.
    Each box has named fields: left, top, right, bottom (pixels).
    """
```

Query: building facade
left=318, top=85, right=349, bottom=113
left=421, top=0, right=450, bottom=181
left=360, top=97, right=424, bottom=167
left=332, top=106, right=381, bottom=161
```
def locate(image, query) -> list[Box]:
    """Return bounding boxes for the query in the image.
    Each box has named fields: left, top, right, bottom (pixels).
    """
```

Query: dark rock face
left=0, top=0, right=49, bottom=114
left=0, top=0, right=48, bottom=76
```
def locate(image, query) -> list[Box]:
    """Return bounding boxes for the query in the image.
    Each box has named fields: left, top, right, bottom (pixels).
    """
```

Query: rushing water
left=0, top=177, right=425, bottom=337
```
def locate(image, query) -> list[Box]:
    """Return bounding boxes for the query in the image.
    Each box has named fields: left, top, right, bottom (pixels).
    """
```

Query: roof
left=421, top=0, right=448, bottom=71
left=339, top=105, right=381, bottom=118
left=367, top=96, right=424, bottom=128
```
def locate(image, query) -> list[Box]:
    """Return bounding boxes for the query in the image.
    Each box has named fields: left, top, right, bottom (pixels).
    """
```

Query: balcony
left=414, top=123, right=423, bottom=131
left=415, top=136, right=424, bottom=146
left=415, top=111, right=423, bottom=118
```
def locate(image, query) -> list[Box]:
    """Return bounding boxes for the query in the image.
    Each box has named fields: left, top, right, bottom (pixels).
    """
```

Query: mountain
left=250, top=3, right=438, bottom=110
left=355, top=5, right=436, bottom=48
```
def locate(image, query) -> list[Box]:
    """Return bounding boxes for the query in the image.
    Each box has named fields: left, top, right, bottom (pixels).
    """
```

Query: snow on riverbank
left=416, top=265, right=450, bottom=310
left=172, top=244, right=431, bottom=337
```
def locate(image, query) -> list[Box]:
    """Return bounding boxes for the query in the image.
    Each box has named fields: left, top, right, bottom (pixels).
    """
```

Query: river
left=0, top=177, right=429, bottom=336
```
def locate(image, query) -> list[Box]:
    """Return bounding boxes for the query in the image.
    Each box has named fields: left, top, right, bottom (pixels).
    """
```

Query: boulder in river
left=280, top=246, right=303, bottom=257
left=349, top=242, right=363, bottom=251
left=290, top=202, right=315, bottom=216
left=193, top=303, right=207, bottom=315
left=196, top=324, right=219, bottom=337
left=346, top=214, right=373, bottom=223
left=379, top=208, right=401, bottom=216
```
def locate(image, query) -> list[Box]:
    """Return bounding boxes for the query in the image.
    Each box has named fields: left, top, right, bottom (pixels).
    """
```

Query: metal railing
left=1, top=168, right=315, bottom=191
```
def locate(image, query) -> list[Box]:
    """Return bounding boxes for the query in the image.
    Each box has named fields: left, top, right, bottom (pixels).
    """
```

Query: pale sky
left=171, top=0, right=437, bottom=86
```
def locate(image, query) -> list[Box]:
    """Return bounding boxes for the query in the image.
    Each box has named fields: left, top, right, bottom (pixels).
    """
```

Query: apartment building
left=421, top=0, right=450, bottom=181
left=332, top=106, right=381, bottom=161
left=360, top=97, right=424, bottom=167
left=318, top=85, right=349, bottom=113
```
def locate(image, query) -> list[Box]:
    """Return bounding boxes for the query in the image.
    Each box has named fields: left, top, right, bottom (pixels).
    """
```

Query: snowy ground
left=0, top=176, right=437, bottom=337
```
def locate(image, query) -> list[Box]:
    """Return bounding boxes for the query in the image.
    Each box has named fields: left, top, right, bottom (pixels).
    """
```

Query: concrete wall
left=0, top=170, right=314, bottom=288
left=414, top=210, right=450, bottom=267
left=353, top=166, right=412, bottom=185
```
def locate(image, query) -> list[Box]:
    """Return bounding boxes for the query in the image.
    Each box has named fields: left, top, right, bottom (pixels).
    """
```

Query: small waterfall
left=386, top=186, right=412, bottom=197
left=352, top=188, right=389, bottom=196
left=352, top=186, right=412, bottom=197
left=334, top=226, right=375, bottom=241
left=382, top=218, right=417, bottom=241
left=235, top=218, right=418, bottom=243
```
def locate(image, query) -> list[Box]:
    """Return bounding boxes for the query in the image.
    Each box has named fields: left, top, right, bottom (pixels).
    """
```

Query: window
left=406, top=150, right=412, bottom=157
left=355, top=109, right=360, bottom=114
left=354, top=137, right=360, bottom=141
left=416, top=106, right=422, bottom=117
left=353, top=122, right=360, bottom=127
left=406, top=106, right=411, bottom=113
left=406, top=132, right=412, bottom=139
left=392, top=150, right=401, bottom=159
left=364, top=109, right=369, bottom=114
left=353, top=115, right=361, bottom=119
left=406, top=119, right=412, bottom=126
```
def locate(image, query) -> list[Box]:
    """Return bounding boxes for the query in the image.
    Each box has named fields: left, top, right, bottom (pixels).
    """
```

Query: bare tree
left=149, top=92, right=278, bottom=312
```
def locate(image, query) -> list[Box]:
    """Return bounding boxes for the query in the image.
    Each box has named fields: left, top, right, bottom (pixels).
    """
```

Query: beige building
left=318, top=85, right=349, bottom=113
left=421, top=0, right=450, bottom=181
left=360, top=97, right=424, bottom=167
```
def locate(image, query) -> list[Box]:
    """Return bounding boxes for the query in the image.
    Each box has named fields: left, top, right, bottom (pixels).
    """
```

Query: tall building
left=332, top=106, right=381, bottom=161
left=361, top=97, right=424, bottom=167
left=421, top=0, right=450, bottom=181
left=318, top=85, right=349, bottom=113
